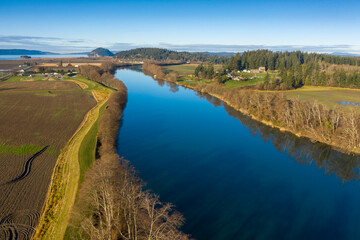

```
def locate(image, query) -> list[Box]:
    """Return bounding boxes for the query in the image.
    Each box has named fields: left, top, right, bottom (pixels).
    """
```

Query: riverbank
left=182, top=84, right=359, bottom=155
left=143, top=63, right=360, bottom=155
left=61, top=65, right=190, bottom=239
left=116, top=67, right=360, bottom=240
left=33, top=77, right=114, bottom=239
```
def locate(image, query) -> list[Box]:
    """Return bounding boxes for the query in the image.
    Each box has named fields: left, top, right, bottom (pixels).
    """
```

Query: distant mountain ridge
left=201, top=52, right=237, bottom=57
left=88, top=48, right=114, bottom=57
left=330, top=52, right=360, bottom=57
left=115, top=48, right=229, bottom=63
left=0, top=49, right=56, bottom=55
left=64, top=52, right=90, bottom=55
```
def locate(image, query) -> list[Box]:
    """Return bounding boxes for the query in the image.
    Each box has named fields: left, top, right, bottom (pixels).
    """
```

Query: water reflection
left=117, top=68, right=360, bottom=240
left=118, top=65, right=143, bottom=73
left=338, top=101, right=360, bottom=106
left=174, top=83, right=360, bottom=182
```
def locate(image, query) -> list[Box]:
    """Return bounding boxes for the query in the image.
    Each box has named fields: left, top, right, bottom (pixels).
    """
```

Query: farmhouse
left=244, top=67, right=266, bottom=73
left=227, top=71, right=247, bottom=81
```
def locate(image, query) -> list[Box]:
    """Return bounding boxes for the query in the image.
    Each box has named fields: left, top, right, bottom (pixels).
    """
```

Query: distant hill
left=330, top=52, right=360, bottom=57
left=115, top=48, right=229, bottom=63
left=88, top=48, right=114, bottom=57
left=0, top=49, right=55, bottom=55
left=64, top=52, right=90, bottom=55
left=202, top=52, right=237, bottom=57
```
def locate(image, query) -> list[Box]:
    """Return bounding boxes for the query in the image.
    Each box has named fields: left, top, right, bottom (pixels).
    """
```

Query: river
left=115, top=67, right=360, bottom=240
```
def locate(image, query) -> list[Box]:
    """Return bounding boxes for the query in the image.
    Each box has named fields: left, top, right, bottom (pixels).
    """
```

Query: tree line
left=147, top=62, right=360, bottom=154
left=198, top=92, right=360, bottom=182
left=225, top=50, right=360, bottom=89
left=226, top=50, right=360, bottom=71
left=70, top=63, right=190, bottom=239
left=194, top=64, right=215, bottom=79
left=115, top=48, right=228, bottom=64
left=182, top=82, right=360, bottom=154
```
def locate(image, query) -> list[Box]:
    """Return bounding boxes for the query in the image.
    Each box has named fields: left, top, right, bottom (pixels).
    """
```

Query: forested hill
left=114, top=48, right=228, bottom=64
left=88, top=47, right=114, bottom=57
left=225, top=50, right=360, bottom=88
left=226, top=50, right=360, bottom=71
left=0, top=49, right=55, bottom=55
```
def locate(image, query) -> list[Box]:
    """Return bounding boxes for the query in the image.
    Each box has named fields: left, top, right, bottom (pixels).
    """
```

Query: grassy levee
left=33, top=78, right=113, bottom=240
left=78, top=103, right=107, bottom=184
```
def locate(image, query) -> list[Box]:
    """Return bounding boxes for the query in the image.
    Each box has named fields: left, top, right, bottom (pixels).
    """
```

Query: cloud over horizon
left=0, top=35, right=360, bottom=56
left=0, top=35, right=98, bottom=53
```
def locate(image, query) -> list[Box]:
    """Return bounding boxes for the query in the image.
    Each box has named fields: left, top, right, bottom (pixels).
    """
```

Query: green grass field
left=63, top=75, right=112, bottom=91
left=286, top=86, right=360, bottom=109
left=163, top=64, right=223, bottom=75
left=5, top=75, right=46, bottom=82
left=0, top=143, right=57, bottom=155
left=77, top=103, right=106, bottom=184
left=224, top=78, right=265, bottom=88
left=177, top=78, right=213, bottom=86
left=63, top=102, right=107, bottom=240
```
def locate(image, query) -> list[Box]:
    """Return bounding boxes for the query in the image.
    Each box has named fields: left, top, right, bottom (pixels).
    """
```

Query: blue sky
left=0, top=0, right=359, bottom=53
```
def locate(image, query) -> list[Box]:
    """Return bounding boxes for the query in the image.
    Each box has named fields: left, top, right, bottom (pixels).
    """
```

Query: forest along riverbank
left=116, top=66, right=360, bottom=240
left=142, top=63, right=360, bottom=155
left=62, top=63, right=190, bottom=240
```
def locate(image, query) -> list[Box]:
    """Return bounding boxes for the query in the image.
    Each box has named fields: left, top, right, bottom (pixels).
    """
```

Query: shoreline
left=184, top=83, right=360, bottom=155
left=146, top=68, right=359, bottom=156
left=181, top=82, right=360, bottom=155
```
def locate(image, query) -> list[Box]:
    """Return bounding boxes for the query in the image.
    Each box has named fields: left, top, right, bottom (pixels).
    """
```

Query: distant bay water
left=0, top=54, right=88, bottom=60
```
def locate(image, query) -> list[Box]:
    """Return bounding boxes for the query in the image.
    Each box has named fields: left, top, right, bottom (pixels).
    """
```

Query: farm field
left=0, top=79, right=97, bottom=239
left=165, top=64, right=278, bottom=89
left=0, top=57, right=108, bottom=72
left=224, top=72, right=278, bottom=89
left=163, top=63, right=222, bottom=75
left=224, top=77, right=265, bottom=88
left=34, top=75, right=114, bottom=240
left=37, top=62, right=102, bottom=67
left=4, top=75, right=47, bottom=82
left=285, top=86, right=360, bottom=109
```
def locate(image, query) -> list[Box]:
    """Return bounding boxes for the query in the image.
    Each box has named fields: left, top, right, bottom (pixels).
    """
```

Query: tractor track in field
left=7, top=146, right=49, bottom=184
left=0, top=209, right=39, bottom=240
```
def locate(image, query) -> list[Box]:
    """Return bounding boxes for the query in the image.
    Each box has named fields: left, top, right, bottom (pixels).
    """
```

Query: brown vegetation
left=193, top=85, right=360, bottom=154
left=203, top=95, right=360, bottom=182
left=73, top=154, right=189, bottom=240
left=142, top=62, right=166, bottom=80
left=68, top=63, right=189, bottom=239
left=143, top=62, right=180, bottom=82
left=144, top=63, right=360, bottom=154
left=0, top=80, right=78, bottom=91
left=0, top=58, right=106, bottom=71
left=0, top=81, right=96, bottom=239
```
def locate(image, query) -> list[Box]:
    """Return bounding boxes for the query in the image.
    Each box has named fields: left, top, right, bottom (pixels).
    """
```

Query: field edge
left=32, top=81, right=113, bottom=240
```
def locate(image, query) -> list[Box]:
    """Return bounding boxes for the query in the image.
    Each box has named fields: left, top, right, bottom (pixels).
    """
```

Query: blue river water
left=115, top=67, right=360, bottom=240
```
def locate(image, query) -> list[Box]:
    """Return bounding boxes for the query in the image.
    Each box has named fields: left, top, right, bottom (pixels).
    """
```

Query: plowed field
left=0, top=80, right=96, bottom=239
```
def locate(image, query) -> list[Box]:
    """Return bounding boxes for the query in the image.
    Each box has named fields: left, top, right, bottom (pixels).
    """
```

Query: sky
left=0, top=0, right=360, bottom=53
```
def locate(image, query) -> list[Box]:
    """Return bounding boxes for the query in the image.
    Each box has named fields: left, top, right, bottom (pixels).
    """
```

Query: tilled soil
left=0, top=81, right=96, bottom=239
